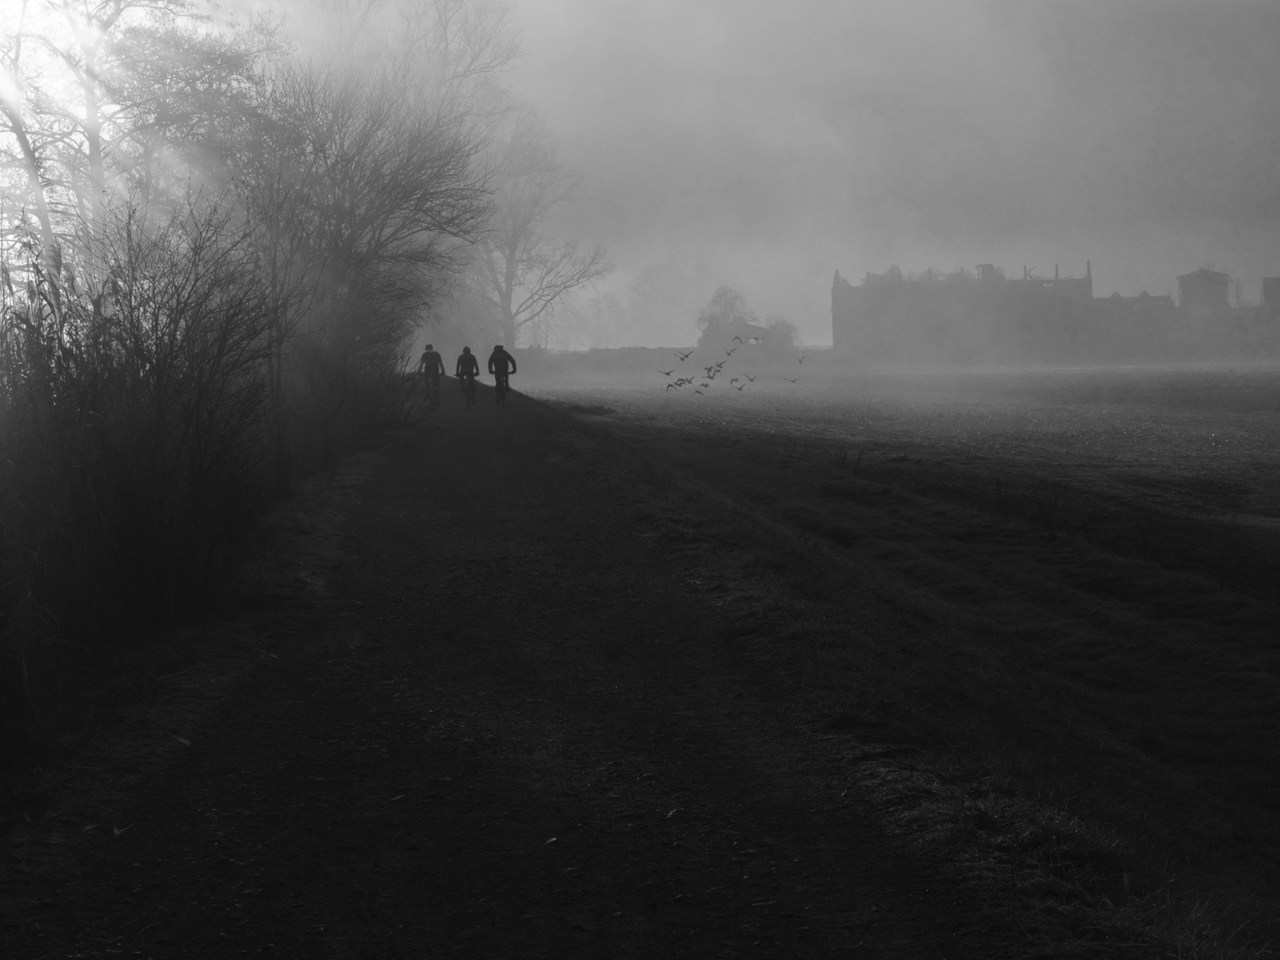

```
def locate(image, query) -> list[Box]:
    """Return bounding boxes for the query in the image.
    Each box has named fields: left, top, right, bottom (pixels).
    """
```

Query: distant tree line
left=0, top=0, right=594, bottom=755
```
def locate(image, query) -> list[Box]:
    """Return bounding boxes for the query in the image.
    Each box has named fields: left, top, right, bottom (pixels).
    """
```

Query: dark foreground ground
left=1, top=385, right=1022, bottom=959
left=3, top=366, right=1277, bottom=959
left=530, top=365, right=1280, bottom=956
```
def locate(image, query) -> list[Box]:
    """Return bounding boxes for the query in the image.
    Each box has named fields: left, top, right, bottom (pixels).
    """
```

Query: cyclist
left=487, top=344, right=517, bottom=407
left=455, top=346, right=479, bottom=408
left=417, top=343, right=445, bottom=408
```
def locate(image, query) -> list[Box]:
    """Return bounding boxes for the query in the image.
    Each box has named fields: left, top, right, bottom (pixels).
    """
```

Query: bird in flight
left=734, top=383, right=746, bottom=391
left=665, top=383, right=676, bottom=391
left=798, top=356, right=807, bottom=364
left=694, top=389, right=704, bottom=395
left=786, top=378, right=798, bottom=383
left=675, top=351, right=692, bottom=362
left=660, top=370, right=674, bottom=376
left=730, top=377, right=739, bottom=384
left=733, top=336, right=743, bottom=344
left=713, top=360, right=726, bottom=369
left=745, top=374, right=757, bottom=382
left=725, top=348, right=736, bottom=356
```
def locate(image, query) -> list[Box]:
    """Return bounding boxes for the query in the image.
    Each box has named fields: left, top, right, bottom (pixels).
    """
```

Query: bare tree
left=33, top=0, right=161, bottom=225
left=235, top=45, right=493, bottom=466
left=0, top=0, right=268, bottom=260
left=470, top=113, right=609, bottom=349
left=396, top=0, right=519, bottom=121
left=108, top=17, right=275, bottom=212
left=697, top=285, right=756, bottom=336
left=0, top=0, right=66, bottom=261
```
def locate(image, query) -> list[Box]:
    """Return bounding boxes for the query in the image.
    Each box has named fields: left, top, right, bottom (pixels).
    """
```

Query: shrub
left=0, top=201, right=273, bottom=752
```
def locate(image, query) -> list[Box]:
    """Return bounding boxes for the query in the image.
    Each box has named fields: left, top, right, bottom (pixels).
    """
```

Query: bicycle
left=424, top=374, right=441, bottom=409
left=458, top=373, right=477, bottom=408
left=494, top=373, right=510, bottom=407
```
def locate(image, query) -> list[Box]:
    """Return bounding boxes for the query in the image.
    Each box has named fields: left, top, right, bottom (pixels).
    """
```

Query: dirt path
left=0, top=388, right=1019, bottom=958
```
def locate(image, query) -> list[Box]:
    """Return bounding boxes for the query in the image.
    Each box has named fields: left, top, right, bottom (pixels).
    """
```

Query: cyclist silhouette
left=455, top=346, right=479, bottom=407
left=488, top=345, right=517, bottom=407
left=417, top=343, right=445, bottom=408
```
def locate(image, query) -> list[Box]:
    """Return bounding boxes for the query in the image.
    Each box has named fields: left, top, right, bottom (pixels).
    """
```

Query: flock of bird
left=661, top=336, right=806, bottom=396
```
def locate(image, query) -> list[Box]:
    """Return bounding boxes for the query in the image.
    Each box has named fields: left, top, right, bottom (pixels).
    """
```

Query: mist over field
left=507, top=0, right=1280, bottom=346
left=3, top=4, right=1280, bottom=957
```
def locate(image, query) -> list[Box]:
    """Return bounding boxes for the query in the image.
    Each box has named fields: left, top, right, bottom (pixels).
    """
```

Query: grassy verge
left=550, top=400, right=1279, bottom=958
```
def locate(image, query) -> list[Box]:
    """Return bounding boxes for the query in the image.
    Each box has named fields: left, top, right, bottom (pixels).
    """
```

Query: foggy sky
left=510, top=0, right=1280, bottom=345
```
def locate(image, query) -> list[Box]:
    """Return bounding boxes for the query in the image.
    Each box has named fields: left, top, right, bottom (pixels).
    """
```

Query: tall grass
left=0, top=197, right=420, bottom=761
left=0, top=204, right=268, bottom=753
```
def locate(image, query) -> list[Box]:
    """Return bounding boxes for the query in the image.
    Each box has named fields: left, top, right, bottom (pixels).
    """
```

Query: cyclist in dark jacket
left=417, top=343, right=446, bottom=407
left=456, top=346, right=480, bottom=379
left=455, top=346, right=480, bottom=407
left=488, top=345, right=517, bottom=407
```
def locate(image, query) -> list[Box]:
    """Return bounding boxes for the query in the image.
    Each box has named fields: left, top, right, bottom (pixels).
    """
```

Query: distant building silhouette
left=1093, top=290, right=1177, bottom=325
left=1260, top=277, right=1280, bottom=317
left=701, top=318, right=769, bottom=347
left=832, top=263, right=1095, bottom=364
left=832, top=260, right=1274, bottom=364
left=1177, top=268, right=1230, bottom=320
